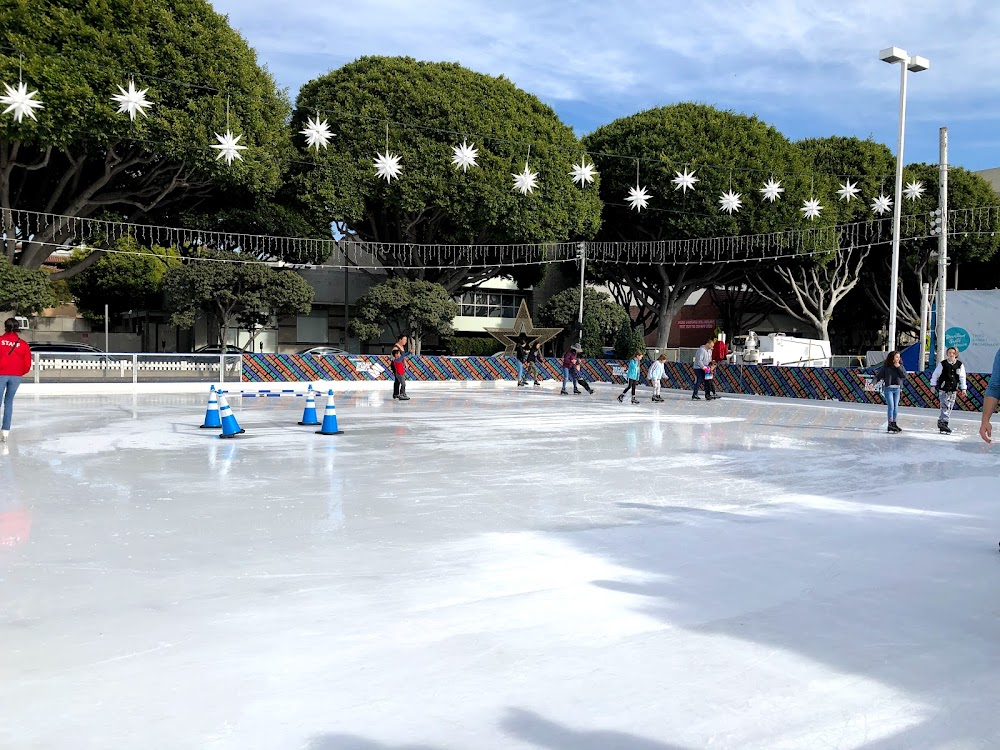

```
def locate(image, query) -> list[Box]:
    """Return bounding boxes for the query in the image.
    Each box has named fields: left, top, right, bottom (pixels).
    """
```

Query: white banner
left=937, top=290, right=1000, bottom=373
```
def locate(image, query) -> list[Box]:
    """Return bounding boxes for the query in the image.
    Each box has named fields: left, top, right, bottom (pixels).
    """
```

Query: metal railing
left=29, top=352, right=244, bottom=384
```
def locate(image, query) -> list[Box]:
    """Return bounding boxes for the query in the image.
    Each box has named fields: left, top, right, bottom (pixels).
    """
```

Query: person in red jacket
left=1, top=318, right=32, bottom=441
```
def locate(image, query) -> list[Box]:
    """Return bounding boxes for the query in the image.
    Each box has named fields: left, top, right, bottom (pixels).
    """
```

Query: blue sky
left=211, top=0, right=1000, bottom=172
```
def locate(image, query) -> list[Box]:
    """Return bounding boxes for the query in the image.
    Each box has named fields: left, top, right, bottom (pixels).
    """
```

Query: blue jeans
left=516, top=360, right=525, bottom=383
left=885, top=385, right=900, bottom=422
left=692, top=368, right=706, bottom=397
left=1, top=375, right=21, bottom=430
left=562, top=366, right=577, bottom=391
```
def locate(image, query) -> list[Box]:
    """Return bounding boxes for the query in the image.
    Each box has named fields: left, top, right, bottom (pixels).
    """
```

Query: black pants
left=621, top=378, right=638, bottom=397
left=705, top=378, right=717, bottom=397
left=393, top=373, right=407, bottom=398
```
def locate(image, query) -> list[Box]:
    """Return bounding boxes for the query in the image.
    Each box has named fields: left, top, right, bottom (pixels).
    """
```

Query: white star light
left=626, top=185, right=651, bottom=212
left=300, top=116, right=333, bottom=150
left=512, top=163, right=539, bottom=195
left=672, top=168, right=699, bottom=194
left=836, top=179, right=861, bottom=202
left=570, top=159, right=597, bottom=186
left=871, top=194, right=893, bottom=215
left=801, top=197, right=823, bottom=220
left=451, top=140, right=479, bottom=172
left=904, top=181, right=925, bottom=201
left=719, top=190, right=742, bottom=214
left=210, top=130, right=247, bottom=165
left=1, top=81, right=44, bottom=123
left=759, top=179, right=785, bottom=203
left=374, top=151, right=403, bottom=182
left=111, top=80, right=152, bottom=120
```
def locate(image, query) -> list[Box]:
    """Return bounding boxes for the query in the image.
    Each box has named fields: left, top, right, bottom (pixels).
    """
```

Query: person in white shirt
left=648, top=353, right=667, bottom=403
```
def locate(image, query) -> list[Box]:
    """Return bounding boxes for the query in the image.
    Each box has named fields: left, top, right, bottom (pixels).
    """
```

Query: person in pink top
left=0, top=318, right=32, bottom=441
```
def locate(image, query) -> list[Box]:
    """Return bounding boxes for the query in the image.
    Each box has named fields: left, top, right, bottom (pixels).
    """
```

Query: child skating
left=704, top=364, right=718, bottom=400
left=875, top=350, right=907, bottom=432
left=648, top=353, right=667, bottom=402
left=929, top=346, right=967, bottom=434
left=618, top=352, right=642, bottom=404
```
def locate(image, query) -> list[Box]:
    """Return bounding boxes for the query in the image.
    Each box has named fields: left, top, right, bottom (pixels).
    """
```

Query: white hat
left=571, top=343, right=583, bottom=352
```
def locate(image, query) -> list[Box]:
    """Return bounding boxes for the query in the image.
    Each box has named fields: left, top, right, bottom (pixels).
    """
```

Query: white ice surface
left=2, top=384, right=1000, bottom=749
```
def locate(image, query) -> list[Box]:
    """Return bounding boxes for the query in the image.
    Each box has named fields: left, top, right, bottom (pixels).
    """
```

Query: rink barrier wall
left=241, top=354, right=990, bottom=413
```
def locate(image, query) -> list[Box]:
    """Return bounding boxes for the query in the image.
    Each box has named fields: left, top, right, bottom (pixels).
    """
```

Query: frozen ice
left=2, top=383, right=1000, bottom=749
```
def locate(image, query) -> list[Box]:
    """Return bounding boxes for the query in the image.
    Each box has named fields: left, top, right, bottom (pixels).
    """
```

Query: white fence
left=29, top=352, right=244, bottom=384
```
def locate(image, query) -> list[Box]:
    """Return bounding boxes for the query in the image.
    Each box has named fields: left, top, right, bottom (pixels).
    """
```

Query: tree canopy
left=348, top=277, right=459, bottom=354
left=0, top=256, right=53, bottom=314
left=538, top=285, right=629, bottom=357
left=68, top=238, right=178, bottom=321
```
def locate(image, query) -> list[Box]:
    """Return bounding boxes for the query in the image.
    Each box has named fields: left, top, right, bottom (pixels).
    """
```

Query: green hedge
left=445, top=336, right=503, bottom=356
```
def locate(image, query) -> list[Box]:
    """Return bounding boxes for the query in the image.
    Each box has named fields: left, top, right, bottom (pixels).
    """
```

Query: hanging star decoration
left=300, top=116, right=333, bottom=150
left=904, top=181, right=925, bottom=201
left=719, top=190, right=742, bottom=214
left=672, top=168, right=699, bottom=194
left=512, top=162, right=539, bottom=195
left=1, top=81, right=44, bottom=123
left=111, top=80, right=152, bottom=121
left=871, top=194, right=893, bottom=215
left=374, top=151, right=403, bottom=182
left=451, top=140, right=479, bottom=172
left=210, top=130, right=247, bottom=164
left=836, top=179, right=860, bottom=202
left=570, top=158, right=597, bottom=186
left=801, top=197, right=823, bottom=220
left=484, top=300, right=562, bottom=354
left=626, top=185, right=651, bottom=212
left=759, top=179, right=784, bottom=203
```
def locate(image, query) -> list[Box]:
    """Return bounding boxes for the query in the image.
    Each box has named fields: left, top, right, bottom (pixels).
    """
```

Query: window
left=456, top=291, right=526, bottom=318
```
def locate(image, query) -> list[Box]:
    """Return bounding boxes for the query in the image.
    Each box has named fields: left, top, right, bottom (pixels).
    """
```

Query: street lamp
left=880, top=46, right=929, bottom=352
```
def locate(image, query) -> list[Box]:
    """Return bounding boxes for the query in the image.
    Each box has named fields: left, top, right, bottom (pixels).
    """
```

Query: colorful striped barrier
left=241, top=354, right=990, bottom=414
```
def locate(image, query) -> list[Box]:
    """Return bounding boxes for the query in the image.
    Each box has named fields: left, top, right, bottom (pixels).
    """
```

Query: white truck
left=732, top=332, right=831, bottom=367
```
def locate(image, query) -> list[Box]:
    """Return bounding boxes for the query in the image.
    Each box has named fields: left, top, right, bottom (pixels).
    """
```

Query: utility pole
left=935, top=127, right=949, bottom=363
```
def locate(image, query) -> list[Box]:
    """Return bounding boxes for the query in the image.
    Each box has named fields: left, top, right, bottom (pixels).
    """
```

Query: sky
left=209, top=0, right=1000, bottom=173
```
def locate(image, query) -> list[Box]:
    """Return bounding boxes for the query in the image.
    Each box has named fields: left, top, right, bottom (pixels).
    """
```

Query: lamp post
left=880, top=46, right=929, bottom=352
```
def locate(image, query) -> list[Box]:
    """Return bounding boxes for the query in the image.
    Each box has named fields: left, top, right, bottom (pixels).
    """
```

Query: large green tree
left=538, top=285, right=629, bottom=357
left=1, top=0, right=290, bottom=273
left=583, top=103, right=821, bottom=348
left=348, top=277, right=459, bottom=354
left=291, top=56, right=602, bottom=292
left=67, top=238, right=177, bottom=321
left=0, top=256, right=53, bottom=313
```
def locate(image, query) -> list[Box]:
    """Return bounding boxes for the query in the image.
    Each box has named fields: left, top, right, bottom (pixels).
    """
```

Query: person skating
left=648, top=353, right=667, bottom=402
left=0, top=318, right=32, bottom=442
left=525, top=341, right=543, bottom=386
left=573, top=352, right=594, bottom=394
left=618, top=351, right=642, bottom=404
left=514, top=334, right=530, bottom=386
left=929, top=346, right=967, bottom=434
left=692, top=339, right=713, bottom=400
left=391, top=345, right=410, bottom=401
left=875, top=350, right=907, bottom=432
left=704, top=363, right=719, bottom=400
left=561, top=343, right=582, bottom=395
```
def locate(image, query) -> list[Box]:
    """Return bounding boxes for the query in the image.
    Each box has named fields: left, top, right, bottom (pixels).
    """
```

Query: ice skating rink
left=2, top=383, right=999, bottom=750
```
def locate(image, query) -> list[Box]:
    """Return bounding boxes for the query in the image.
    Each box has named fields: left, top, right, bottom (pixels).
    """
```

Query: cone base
left=200, top=424, right=222, bottom=429
left=315, top=429, right=344, bottom=435
left=219, top=429, right=246, bottom=439
left=298, top=420, right=321, bottom=426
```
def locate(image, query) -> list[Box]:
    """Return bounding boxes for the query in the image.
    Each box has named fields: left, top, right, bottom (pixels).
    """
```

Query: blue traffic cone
left=217, top=393, right=246, bottom=439
left=298, top=385, right=321, bottom=425
left=316, top=389, right=343, bottom=435
left=200, top=385, right=222, bottom=429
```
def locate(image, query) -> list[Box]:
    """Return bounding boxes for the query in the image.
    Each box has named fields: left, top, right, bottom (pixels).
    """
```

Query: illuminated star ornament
left=210, top=130, right=247, bottom=164
left=570, top=158, right=597, bottom=186
left=801, top=197, right=823, bottom=220
left=451, top=140, right=479, bottom=172
left=300, top=116, right=333, bottom=150
left=871, top=194, right=893, bottom=215
left=626, top=185, right=651, bottom=212
left=759, top=179, right=784, bottom=203
left=512, top=162, right=539, bottom=195
left=719, top=190, right=742, bottom=214
left=111, top=80, right=152, bottom=120
left=1, top=81, right=44, bottom=123
left=904, top=181, right=925, bottom=201
left=672, top=168, right=699, bottom=194
left=374, top=151, right=403, bottom=182
left=836, top=179, right=860, bottom=202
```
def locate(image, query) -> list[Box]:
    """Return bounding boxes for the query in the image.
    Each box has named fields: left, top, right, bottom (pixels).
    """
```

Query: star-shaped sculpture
left=451, top=140, right=479, bottom=172
left=836, top=179, right=860, bottom=202
left=570, top=158, right=597, bottom=186
left=760, top=179, right=784, bottom=203
left=300, top=116, right=333, bottom=150
left=111, top=80, right=152, bottom=121
left=801, top=197, right=823, bottom=220
left=904, top=180, right=925, bottom=201
left=1, top=81, right=44, bottom=123
left=871, top=193, right=893, bottom=215
left=484, top=300, right=562, bottom=354
left=719, top=190, right=742, bottom=214
left=512, top=163, right=539, bottom=195
left=374, top=150, right=403, bottom=182
left=626, top=185, right=651, bottom=212
left=210, top=130, right=247, bottom=164
left=672, top=168, right=699, bottom=194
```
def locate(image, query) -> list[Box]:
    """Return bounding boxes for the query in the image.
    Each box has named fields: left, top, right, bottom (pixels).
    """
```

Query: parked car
left=297, top=346, right=349, bottom=356
left=193, top=344, right=251, bottom=354
left=26, top=341, right=105, bottom=354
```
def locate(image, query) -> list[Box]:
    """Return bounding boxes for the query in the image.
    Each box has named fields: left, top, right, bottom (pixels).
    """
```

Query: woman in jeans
left=0, top=318, right=32, bottom=441
left=876, top=350, right=908, bottom=433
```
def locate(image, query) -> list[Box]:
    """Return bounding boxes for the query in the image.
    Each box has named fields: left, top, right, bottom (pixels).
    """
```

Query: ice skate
left=560, top=389, right=569, bottom=395
left=397, top=395, right=410, bottom=401
left=887, top=421, right=901, bottom=433
left=573, top=389, right=582, bottom=394
left=533, top=381, right=540, bottom=387
left=631, top=397, right=640, bottom=405
left=617, top=394, right=625, bottom=403
left=938, top=420, right=952, bottom=434
left=1, top=429, right=8, bottom=442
